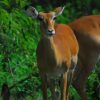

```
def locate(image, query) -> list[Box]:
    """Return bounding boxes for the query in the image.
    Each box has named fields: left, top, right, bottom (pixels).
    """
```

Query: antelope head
left=26, top=6, right=65, bottom=36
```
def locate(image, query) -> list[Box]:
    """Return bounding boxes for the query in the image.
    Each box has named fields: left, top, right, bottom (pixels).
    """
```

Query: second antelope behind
left=26, top=6, right=79, bottom=100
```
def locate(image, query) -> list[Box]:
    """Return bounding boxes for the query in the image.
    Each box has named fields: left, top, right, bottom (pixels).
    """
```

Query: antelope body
left=69, top=15, right=100, bottom=100
left=26, top=6, right=79, bottom=100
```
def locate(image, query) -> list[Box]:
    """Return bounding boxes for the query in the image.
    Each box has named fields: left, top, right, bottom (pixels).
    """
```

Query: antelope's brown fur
left=37, top=24, right=79, bottom=77
left=69, top=15, right=100, bottom=100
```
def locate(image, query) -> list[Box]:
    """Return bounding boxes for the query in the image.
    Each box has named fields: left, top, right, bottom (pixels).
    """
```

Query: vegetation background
left=0, top=0, right=100, bottom=100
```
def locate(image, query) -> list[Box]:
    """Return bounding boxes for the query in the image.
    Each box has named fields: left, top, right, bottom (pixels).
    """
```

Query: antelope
left=68, top=15, right=100, bottom=100
left=26, top=6, right=79, bottom=100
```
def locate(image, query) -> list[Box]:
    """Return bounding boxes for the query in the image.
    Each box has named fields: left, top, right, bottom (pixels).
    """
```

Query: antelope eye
left=38, top=15, right=44, bottom=21
left=53, top=17, right=57, bottom=20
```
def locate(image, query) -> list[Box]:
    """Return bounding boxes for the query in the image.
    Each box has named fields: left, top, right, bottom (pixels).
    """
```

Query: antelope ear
left=54, top=7, right=65, bottom=17
left=26, top=6, right=38, bottom=19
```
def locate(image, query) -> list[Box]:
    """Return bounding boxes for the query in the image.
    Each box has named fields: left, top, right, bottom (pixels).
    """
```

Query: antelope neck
left=42, top=35, right=63, bottom=66
left=42, top=35, right=55, bottom=49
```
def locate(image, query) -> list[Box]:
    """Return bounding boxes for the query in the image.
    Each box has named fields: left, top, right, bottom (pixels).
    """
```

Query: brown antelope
left=26, top=6, right=79, bottom=100
left=68, top=15, right=100, bottom=100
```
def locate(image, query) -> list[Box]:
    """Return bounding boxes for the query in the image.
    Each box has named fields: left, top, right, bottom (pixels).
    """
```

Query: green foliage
left=0, top=0, right=100, bottom=100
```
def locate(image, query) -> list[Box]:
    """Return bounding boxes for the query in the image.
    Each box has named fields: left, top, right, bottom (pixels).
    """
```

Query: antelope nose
left=47, top=29, right=55, bottom=36
left=48, top=29, right=53, bottom=33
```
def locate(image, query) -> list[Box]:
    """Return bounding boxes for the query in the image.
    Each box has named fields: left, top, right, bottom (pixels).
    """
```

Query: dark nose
left=47, top=29, right=55, bottom=36
left=48, top=29, right=53, bottom=33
